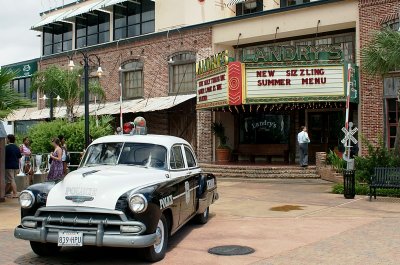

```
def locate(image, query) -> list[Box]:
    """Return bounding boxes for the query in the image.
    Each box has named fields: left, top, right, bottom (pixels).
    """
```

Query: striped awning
left=226, top=0, right=247, bottom=7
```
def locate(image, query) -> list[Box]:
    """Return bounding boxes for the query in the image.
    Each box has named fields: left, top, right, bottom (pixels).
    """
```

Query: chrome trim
left=35, top=207, right=126, bottom=220
left=128, top=194, right=148, bottom=213
left=19, top=190, right=35, bottom=209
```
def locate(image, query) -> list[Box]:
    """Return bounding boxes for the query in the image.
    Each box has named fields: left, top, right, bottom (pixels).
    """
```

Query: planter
left=216, top=148, right=230, bottom=162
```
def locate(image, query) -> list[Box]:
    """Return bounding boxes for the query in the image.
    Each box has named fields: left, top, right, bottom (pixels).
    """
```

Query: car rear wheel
left=30, top=241, right=61, bottom=256
left=194, top=206, right=209, bottom=224
left=143, top=214, right=168, bottom=262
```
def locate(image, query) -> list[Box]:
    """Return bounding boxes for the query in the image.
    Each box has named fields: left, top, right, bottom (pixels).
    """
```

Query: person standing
left=20, top=137, right=33, bottom=184
left=47, top=138, right=64, bottom=181
left=58, top=135, right=69, bottom=176
left=297, top=126, right=310, bottom=167
left=5, top=134, right=22, bottom=198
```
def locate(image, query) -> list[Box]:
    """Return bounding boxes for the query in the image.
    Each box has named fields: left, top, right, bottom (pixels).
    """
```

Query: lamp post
left=40, top=93, right=61, bottom=121
left=68, top=52, right=103, bottom=148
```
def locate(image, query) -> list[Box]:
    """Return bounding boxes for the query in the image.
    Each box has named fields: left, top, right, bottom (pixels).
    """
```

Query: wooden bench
left=231, top=144, right=289, bottom=163
left=369, top=167, right=400, bottom=201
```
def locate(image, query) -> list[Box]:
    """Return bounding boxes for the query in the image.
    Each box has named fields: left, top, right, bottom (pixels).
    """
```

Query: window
left=76, top=11, right=110, bottom=49
left=382, top=18, right=400, bottom=31
left=11, top=77, right=36, bottom=101
left=284, top=0, right=310, bottom=7
left=387, top=99, right=399, bottom=148
left=170, top=145, right=185, bottom=169
left=236, top=0, right=263, bottom=16
left=42, top=23, right=72, bottom=55
left=117, top=143, right=167, bottom=169
left=169, top=52, right=196, bottom=94
left=121, top=61, right=144, bottom=99
left=113, top=0, right=155, bottom=40
left=184, top=146, right=197, bottom=168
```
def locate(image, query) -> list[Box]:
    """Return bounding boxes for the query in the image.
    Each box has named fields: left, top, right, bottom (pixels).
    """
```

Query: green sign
left=2, top=61, right=38, bottom=78
left=242, top=44, right=343, bottom=63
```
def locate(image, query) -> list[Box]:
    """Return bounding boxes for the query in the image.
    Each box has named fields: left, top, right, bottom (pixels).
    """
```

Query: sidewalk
left=1, top=179, right=399, bottom=265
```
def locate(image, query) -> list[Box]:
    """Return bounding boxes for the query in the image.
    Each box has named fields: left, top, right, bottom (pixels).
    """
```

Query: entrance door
left=307, top=111, right=343, bottom=163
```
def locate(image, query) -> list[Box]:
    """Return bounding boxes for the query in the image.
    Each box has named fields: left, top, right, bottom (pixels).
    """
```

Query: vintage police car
left=14, top=125, right=218, bottom=262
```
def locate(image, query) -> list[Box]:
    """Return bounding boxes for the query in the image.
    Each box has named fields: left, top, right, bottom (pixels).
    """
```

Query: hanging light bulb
left=97, top=66, right=104, bottom=77
left=68, top=60, right=75, bottom=70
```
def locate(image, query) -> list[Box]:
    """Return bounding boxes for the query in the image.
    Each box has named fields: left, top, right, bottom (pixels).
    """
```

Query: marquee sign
left=245, top=65, right=345, bottom=103
left=196, top=61, right=244, bottom=109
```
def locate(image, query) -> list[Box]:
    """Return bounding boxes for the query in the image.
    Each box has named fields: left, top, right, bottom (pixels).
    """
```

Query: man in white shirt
left=297, top=126, right=310, bottom=167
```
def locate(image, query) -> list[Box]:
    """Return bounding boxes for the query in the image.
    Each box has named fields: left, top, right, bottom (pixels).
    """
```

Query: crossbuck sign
left=341, top=124, right=358, bottom=146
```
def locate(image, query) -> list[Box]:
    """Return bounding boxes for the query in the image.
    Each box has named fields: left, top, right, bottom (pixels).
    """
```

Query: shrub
left=355, top=137, right=400, bottom=183
left=332, top=183, right=400, bottom=197
left=326, top=150, right=346, bottom=173
left=28, top=115, right=114, bottom=154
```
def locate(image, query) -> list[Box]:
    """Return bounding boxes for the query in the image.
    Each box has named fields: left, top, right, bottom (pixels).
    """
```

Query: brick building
left=359, top=0, right=400, bottom=151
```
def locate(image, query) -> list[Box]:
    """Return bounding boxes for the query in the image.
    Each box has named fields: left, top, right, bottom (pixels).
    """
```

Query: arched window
left=121, top=60, right=144, bottom=99
left=169, top=52, right=196, bottom=94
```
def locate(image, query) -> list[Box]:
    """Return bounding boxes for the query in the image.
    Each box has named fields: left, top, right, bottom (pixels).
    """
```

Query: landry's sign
left=242, top=44, right=342, bottom=63
left=196, top=50, right=229, bottom=77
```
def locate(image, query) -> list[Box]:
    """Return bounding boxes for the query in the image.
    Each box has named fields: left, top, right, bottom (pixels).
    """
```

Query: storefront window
left=122, top=61, right=144, bottom=99
left=76, top=11, right=110, bottom=49
left=236, top=0, right=263, bottom=16
left=11, top=77, right=35, bottom=101
left=283, top=0, right=310, bottom=7
left=239, top=114, right=290, bottom=144
left=113, top=0, right=155, bottom=40
left=42, top=23, right=72, bottom=55
left=169, top=52, right=196, bottom=94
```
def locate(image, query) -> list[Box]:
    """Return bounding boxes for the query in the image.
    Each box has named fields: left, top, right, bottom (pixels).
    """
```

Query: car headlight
left=19, top=190, right=35, bottom=208
left=128, top=194, right=148, bottom=213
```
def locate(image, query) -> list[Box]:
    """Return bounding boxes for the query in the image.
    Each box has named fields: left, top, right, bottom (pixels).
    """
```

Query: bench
left=369, top=167, right=400, bottom=201
left=231, top=144, right=289, bottom=163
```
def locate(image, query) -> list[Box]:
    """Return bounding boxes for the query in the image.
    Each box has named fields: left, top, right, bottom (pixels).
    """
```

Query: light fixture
left=68, top=59, right=75, bottom=70
left=97, top=66, right=103, bottom=77
left=118, top=66, right=122, bottom=71
left=40, top=94, right=48, bottom=100
left=168, top=57, right=174, bottom=64
left=56, top=95, right=62, bottom=101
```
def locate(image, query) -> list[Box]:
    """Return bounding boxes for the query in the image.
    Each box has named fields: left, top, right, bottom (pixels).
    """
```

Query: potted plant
left=211, top=122, right=230, bottom=162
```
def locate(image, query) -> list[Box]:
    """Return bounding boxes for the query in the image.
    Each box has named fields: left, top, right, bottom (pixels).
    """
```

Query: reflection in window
left=170, top=145, right=184, bottom=169
left=83, top=142, right=123, bottom=166
left=169, top=52, right=196, bottom=94
left=76, top=11, right=110, bottom=48
left=118, top=143, right=167, bottom=169
left=184, top=146, right=197, bottom=168
left=121, top=61, right=144, bottom=99
left=43, top=23, right=72, bottom=55
left=113, top=0, right=155, bottom=40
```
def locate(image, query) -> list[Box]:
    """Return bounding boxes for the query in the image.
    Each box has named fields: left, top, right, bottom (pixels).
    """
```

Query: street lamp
left=69, top=51, right=103, bottom=148
left=40, top=93, right=61, bottom=120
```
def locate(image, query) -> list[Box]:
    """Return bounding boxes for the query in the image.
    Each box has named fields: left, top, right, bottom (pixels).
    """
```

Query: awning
left=31, top=10, right=72, bottom=30
left=99, top=0, right=130, bottom=9
left=62, top=0, right=107, bottom=21
left=226, top=0, right=247, bottom=7
left=5, top=94, right=196, bottom=122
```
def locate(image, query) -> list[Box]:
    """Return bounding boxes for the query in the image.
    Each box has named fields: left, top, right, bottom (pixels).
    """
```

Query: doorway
left=306, top=110, right=344, bottom=163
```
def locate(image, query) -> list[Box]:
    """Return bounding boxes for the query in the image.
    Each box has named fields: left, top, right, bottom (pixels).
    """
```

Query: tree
left=362, top=29, right=400, bottom=155
left=0, top=69, right=32, bottom=120
left=31, top=66, right=106, bottom=121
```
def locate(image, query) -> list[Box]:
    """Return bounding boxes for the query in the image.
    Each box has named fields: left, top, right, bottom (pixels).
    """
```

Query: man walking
left=5, top=134, right=22, bottom=198
left=297, top=126, right=310, bottom=167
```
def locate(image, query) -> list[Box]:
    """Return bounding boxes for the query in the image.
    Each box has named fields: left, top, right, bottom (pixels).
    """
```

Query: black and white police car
left=14, top=119, right=218, bottom=262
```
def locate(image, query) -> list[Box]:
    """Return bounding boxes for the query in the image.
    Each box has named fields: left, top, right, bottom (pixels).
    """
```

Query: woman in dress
left=47, top=138, right=64, bottom=181
left=20, top=137, right=33, bottom=184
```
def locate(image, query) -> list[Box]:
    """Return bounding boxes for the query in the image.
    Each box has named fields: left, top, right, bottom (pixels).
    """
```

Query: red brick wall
left=359, top=0, right=400, bottom=153
left=39, top=27, right=212, bottom=101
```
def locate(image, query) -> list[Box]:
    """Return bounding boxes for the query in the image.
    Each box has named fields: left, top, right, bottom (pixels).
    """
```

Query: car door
left=169, top=144, right=189, bottom=226
left=181, top=145, right=200, bottom=220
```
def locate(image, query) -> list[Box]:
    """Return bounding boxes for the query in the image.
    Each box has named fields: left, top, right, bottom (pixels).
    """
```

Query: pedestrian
left=20, top=137, right=33, bottom=184
left=5, top=134, right=22, bottom=198
left=58, top=135, right=69, bottom=176
left=47, top=138, right=64, bottom=181
left=297, top=126, right=310, bottom=167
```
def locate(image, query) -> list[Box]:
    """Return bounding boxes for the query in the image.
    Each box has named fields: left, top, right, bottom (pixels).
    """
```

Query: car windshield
left=81, top=142, right=168, bottom=170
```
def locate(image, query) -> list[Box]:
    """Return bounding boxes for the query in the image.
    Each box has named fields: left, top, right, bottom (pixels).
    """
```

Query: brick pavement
left=0, top=179, right=399, bottom=265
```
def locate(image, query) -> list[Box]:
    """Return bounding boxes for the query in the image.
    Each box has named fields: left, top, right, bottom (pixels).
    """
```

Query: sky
left=0, top=0, right=77, bottom=66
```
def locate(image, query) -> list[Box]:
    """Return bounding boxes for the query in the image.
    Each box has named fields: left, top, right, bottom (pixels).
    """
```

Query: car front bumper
left=14, top=225, right=157, bottom=248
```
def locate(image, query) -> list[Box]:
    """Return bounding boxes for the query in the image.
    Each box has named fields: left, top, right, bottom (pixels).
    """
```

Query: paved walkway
left=1, top=179, right=399, bottom=264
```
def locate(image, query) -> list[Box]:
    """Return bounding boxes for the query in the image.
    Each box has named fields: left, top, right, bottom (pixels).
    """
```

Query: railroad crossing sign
left=341, top=123, right=358, bottom=145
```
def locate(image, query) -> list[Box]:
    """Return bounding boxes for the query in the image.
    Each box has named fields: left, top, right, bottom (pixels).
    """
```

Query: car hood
left=46, top=165, right=167, bottom=210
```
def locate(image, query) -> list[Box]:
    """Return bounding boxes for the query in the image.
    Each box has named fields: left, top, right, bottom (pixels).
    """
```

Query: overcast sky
left=0, top=0, right=77, bottom=66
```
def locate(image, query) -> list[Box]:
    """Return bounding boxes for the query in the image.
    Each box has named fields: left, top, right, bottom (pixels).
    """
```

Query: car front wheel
left=143, top=214, right=168, bottom=262
left=30, top=241, right=61, bottom=256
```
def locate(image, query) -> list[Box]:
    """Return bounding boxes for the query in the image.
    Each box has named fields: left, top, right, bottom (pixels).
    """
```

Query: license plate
left=58, top=231, right=83, bottom=247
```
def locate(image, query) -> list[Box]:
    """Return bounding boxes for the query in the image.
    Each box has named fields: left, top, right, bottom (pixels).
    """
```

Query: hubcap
left=154, top=219, right=164, bottom=254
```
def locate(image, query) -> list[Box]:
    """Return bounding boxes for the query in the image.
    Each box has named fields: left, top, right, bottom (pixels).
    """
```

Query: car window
left=170, top=145, right=185, bottom=169
left=184, top=146, right=196, bottom=168
left=83, top=143, right=123, bottom=166
left=118, top=143, right=167, bottom=170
